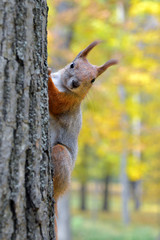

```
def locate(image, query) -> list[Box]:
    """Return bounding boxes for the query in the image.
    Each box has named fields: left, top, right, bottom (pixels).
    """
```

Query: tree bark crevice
left=10, top=199, right=17, bottom=240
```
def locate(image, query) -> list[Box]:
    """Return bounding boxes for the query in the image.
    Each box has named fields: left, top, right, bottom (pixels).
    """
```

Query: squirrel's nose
left=72, top=80, right=80, bottom=89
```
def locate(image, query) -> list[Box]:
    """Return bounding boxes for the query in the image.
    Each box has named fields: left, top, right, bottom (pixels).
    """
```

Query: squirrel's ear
left=74, top=40, right=102, bottom=60
left=96, top=59, right=118, bottom=77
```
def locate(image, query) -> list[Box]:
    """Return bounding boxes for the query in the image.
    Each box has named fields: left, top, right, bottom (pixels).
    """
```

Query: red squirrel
left=48, top=41, right=117, bottom=238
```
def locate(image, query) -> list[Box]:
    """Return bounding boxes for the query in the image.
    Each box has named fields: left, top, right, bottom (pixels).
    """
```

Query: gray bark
left=0, top=1, right=55, bottom=240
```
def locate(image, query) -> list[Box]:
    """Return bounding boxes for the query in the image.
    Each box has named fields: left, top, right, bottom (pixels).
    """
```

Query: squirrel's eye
left=70, top=63, right=74, bottom=68
left=91, top=79, right=95, bottom=83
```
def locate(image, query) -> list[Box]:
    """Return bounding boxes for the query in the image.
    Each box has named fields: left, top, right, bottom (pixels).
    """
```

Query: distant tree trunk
left=102, top=175, right=110, bottom=211
left=91, top=181, right=99, bottom=220
left=49, top=0, right=76, bottom=69
left=129, top=180, right=141, bottom=210
left=131, top=94, right=142, bottom=211
left=57, top=193, right=71, bottom=240
left=117, top=1, right=130, bottom=225
left=80, top=183, right=86, bottom=211
left=0, top=1, right=55, bottom=240
left=120, top=149, right=130, bottom=224
left=118, top=85, right=130, bottom=225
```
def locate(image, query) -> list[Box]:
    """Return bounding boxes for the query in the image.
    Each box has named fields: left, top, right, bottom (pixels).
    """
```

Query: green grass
left=71, top=214, right=158, bottom=240
left=70, top=190, right=159, bottom=240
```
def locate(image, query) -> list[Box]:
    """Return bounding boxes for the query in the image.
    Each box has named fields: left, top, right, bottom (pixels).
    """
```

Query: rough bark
left=0, top=1, right=55, bottom=240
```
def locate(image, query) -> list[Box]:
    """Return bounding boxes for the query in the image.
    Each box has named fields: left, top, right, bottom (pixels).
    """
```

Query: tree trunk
left=57, top=193, right=71, bottom=240
left=118, top=84, right=130, bottom=225
left=0, top=1, right=55, bottom=240
left=129, top=181, right=141, bottom=211
left=131, top=94, right=142, bottom=211
left=120, top=150, right=130, bottom=224
left=80, top=183, right=86, bottom=211
left=117, top=1, right=130, bottom=224
left=102, top=175, right=110, bottom=211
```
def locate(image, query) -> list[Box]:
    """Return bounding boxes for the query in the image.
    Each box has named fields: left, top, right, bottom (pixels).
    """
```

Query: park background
left=47, top=0, right=160, bottom=239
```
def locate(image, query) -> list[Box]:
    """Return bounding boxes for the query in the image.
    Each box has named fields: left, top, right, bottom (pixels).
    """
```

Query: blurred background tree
left=48, top=0, right=160, bottom=239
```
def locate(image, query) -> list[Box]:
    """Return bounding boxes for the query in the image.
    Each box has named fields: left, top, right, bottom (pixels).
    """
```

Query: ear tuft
left=74, top=40, right=102, bottom=60
left=97, top=59, right=118, bottom=77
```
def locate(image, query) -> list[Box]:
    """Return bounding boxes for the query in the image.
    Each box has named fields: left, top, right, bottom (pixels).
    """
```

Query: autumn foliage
left=48, top=0, right=160, bottom=206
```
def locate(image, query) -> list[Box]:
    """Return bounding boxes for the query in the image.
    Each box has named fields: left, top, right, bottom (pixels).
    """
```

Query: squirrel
left=48, top=40, right=117, bottom=238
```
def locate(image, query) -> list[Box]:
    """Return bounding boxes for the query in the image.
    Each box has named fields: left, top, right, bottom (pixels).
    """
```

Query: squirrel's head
left=61, top=41, right=118, bottom=98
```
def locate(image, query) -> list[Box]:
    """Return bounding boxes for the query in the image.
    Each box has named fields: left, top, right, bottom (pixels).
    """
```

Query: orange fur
left=51, top=144, right=72, bottom=201
left=51, top=144, right=72, bottom=239
left=48, top=74, right=81, bottom=115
